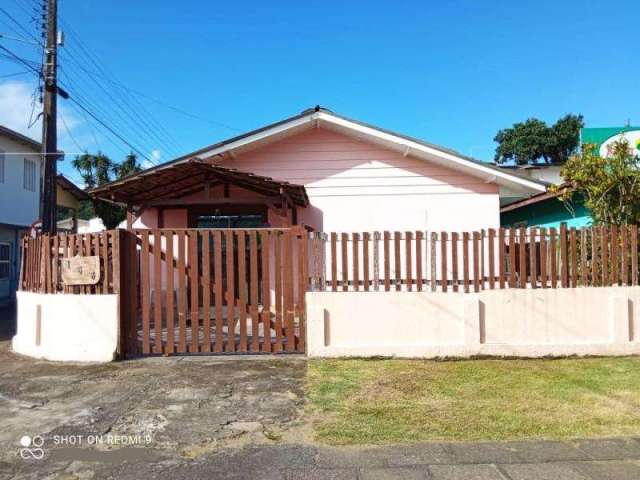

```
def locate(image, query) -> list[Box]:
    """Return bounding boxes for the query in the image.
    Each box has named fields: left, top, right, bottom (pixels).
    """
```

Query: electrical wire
left=66, top=95, right=155, bottom=164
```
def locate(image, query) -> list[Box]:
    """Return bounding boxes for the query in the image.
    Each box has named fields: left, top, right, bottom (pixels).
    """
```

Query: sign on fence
left=62, top=255, right=101, bottom=285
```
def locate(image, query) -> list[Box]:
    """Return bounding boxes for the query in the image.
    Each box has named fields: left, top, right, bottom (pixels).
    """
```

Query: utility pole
left=41, top=0, right=58, bottom=233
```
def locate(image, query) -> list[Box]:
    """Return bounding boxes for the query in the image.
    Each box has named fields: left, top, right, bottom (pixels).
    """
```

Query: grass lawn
left=306, top=357, right=640, bottom=445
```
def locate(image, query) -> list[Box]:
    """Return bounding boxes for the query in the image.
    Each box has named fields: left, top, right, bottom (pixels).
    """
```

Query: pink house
left=91, top=106, right=545, bottom=232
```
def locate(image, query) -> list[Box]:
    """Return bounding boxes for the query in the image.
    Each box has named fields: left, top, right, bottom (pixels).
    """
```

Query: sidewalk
left=8, top=438, right=640, bottom=479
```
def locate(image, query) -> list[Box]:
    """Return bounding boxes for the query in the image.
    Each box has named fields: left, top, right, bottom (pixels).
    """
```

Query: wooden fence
left=128, top=228, right=307, bottom=356
left=18, top=224, right=640, bottom=357
left=308, top=225, right=640, bottom=292
left=20, top=231, right=121, bottom=294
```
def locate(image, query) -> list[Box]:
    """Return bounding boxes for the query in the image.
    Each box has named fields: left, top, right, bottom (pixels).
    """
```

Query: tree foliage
left=494, top=114, right=584, bottom=165
left=73, top=152, right=142, bottom=229
left=558, top=141, right=640, bottom=225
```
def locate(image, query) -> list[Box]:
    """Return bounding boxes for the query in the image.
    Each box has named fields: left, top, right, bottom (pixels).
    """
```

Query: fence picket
left=560, top=224, right=568, bottom=288
left=405, top=231, right=413, bottom=291
left=341, top=233, right=349, bottom=292
left=177, top=231, right=188, bottom=353
left=540, top=227, right=547, bottom=288
left=330, top=232, right=337, bottom=292
left=261, top=232, right=272, bottom=352
left=498, top=228, right=506, bottom=289
left=202, top=230, right=212, bottom=353
left=580, top=228, right=588, bottom=286
left=363, top=232, right=370, bottom=291
left=451, top=232, right=459, bottom=292
left=394, top=231, right=402, bottom=291
left=237, top=231, right=248, bottom=352
left=274, top=231, right=283, bottom=353
left=473, top=231, right=480, bottom=292
left=383, top=231, right=391, bottom=291
left=225, top=230, right=236, bottom=352
left=519, top=227, right=527, bottom=288
left=166, top=232, right=175, bottom=354
left=601, top=227, right=609, bottom=286
left=488, top=229, right=495, bottom=289
left=621, top=226, right=629, bottom=285
left=415, top=231, right=423, bottom=291
left=441, top=232, right=448, bottom=292
left=529, top=228, right=537, bottom=289
left=431, top=232, right=437, bottom=292
left=250, top=231, right=260, bottom=352
left=570, top=227, right=577, bottom=288
left=462, top=232, right=470, bottom=293
left=284, top=231, right=295, bottom=352
left=352, top=232, right=360, bottom=291
left=154, top=230, right=163, bottom=354
left=611, top=225, right=619, bottom=285
left=549, top=227, right=558, bottom=288
left=141, top=230, right=151, bottom=354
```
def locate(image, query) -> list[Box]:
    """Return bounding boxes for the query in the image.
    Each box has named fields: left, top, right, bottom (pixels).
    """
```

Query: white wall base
left=306, top=288, right=640, bottom=359
left=12, top=291, right=119, bottom=363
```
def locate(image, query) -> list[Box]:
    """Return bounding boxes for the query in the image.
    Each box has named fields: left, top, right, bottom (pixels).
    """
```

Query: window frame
left=23, top=157, right=36, bottom=191
left=0, top=242, right=11, bottom=280
left=0, top=149, right=5, bottom=184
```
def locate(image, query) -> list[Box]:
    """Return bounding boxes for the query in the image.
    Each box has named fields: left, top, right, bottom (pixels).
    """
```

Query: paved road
left=2, top=337, right=640, bottom=479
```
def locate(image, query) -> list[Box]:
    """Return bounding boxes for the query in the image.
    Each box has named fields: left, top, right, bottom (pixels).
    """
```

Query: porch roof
left=87, top=159, right=309, bottom=207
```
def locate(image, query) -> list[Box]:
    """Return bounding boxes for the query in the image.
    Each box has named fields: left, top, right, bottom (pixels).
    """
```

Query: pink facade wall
left=216, top=128, right=500, bottom=232
left=132, top=127, right=500, bottom=233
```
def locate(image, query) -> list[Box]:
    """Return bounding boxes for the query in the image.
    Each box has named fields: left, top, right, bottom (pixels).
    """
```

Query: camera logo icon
left=19, top=435, right=45, bottom=460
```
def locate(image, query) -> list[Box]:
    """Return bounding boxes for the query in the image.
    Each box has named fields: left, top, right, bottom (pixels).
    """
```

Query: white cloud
left=0, top=81, right=42, bottom=140
left=0, top=80, right=85, bottom=155
left=140, top=148, right=161, bottom=168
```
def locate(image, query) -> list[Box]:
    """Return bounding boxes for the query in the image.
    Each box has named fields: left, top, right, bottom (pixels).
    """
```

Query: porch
left=89, top=159, right=312, bottom=231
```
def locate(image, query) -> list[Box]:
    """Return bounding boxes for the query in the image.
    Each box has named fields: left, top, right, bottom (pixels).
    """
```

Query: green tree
left=73, top=152, right=142, bottom=229
left=558, top=140, right=640, bottom=225
left=494, top=114, right=584, bottom=165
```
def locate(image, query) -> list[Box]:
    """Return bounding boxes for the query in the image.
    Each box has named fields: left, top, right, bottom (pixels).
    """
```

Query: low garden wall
left=306, top=287, right=640, bottom=358
left=12, top=291, right=119, bottom=362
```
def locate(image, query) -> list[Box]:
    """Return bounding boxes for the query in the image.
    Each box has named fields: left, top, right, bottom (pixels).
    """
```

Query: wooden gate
left=120, top=228, right=308, bottom=356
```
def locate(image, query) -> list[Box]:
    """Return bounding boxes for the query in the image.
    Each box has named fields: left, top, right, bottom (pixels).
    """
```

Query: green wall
left=501, top=193, right=592, bottom=229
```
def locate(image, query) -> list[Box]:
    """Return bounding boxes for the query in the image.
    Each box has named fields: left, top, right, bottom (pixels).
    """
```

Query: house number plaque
left=61, top=256, right=101, bottom=285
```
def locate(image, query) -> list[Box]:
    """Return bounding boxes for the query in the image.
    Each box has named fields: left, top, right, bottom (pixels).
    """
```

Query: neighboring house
left=499, top=125, right=640, bottom=228
left=0, top=125, right=86, bottom=304
left=500, top=187, right=591, bottom=229
left=89, top=107, right=545, bottom=233
left=0, top=125, right=43, bottom=304
left=495, top=163, right=563, bottom=186
left=56, top=173, right=90, bottom=232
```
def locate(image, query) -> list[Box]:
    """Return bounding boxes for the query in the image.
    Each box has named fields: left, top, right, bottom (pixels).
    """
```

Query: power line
left=0, top=44, right=41, bottom=74
left=58, top=51, right=183, bottom=158
left=57, top=20, right=185, bottom=157
left=0, top=6, right=43, bottom=47
left=0, top=69, right=31, bottom=78
left=66, top=95, right=155, bottom=165
left=59, top=108, right=85, bottom=153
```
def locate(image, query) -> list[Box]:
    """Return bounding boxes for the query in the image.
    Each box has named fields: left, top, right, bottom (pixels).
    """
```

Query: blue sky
left=1, top=0, right=638, bottom=184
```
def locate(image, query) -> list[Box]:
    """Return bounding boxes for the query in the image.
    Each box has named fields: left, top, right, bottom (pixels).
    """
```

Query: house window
left=23, top=158, right=36, bottom=191
left=0, top=243, right=10, bottom=280
left=0, top=150, right=5, bottom=183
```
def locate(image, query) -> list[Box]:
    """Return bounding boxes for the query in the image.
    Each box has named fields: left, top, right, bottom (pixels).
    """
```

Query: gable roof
left=57, top=174, right=89, bottom=201
left=0, top=124, right=42, bottom=152
left=100, top=106, right=548, bottom=196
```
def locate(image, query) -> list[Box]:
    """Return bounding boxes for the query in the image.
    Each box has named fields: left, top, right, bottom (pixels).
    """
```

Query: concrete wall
left=13, top=291, right=119, bottom=362
left=307, top=287, right=640, bottom=358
